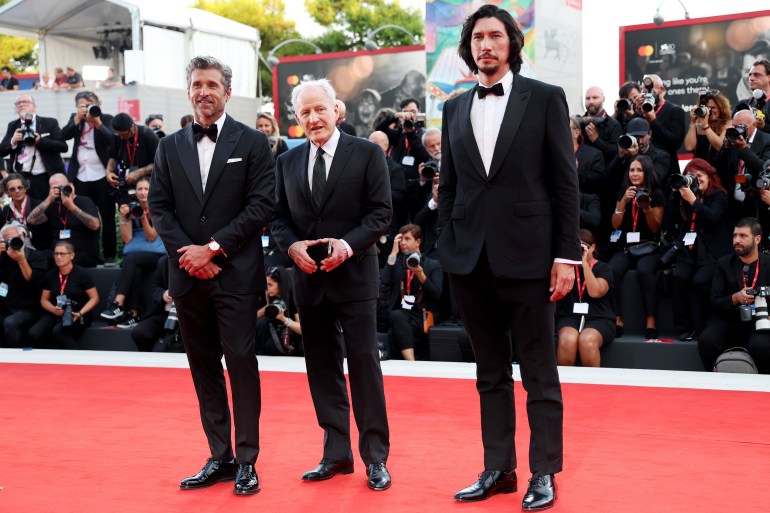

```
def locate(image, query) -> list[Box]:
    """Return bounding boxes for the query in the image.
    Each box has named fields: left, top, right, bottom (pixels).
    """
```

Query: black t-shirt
left=110, top=125, right=159, bottom=169
left=67, top=72, right=83, bottom=86
left=0, top=249, right=48, bottom=310
left=42, top=264, right=95, bottom=320
left=556, top=260, right=615, bottom=321
left=45, top=196, right=100, bottom=262
left=616, top=187, right=665, bottom=245
left=0, top=76, right=19, bottom=90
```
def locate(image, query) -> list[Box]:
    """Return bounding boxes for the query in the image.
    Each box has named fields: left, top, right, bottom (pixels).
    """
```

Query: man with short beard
left=582, top=86, right=621, bottom=165
left=698, top=217, right=770, bottom=373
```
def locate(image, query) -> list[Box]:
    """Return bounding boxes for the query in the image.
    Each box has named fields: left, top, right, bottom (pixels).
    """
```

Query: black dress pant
left=609, top=250, right=660, bottom=317
left=27, top=313, right=89, bottom=349
left=387, top=308, right=428, bottom=359
left=449, top=255, right=563, bottom=474
left=174, top=279, right=261, bottom=465
left=298, top=297, right=390, bottom=465
left=116, top=251, right=162, bottom=312
left=131, top=313, right=166, bottom=351
left=671, top=251, right=716, bottom=335
left=75, top=177, right=116, bottom=259
left=698, top=318, right=770, bottom=373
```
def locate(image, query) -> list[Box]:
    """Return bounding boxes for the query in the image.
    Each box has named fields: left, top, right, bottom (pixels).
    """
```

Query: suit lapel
left=176, top=125, right=203, bottom=204
left=295, top=141, right=313, bottom=210
left=459, top=88, right=487, bottom=181
left=319, top=132, right=353, bottom=210
left=488, top=75, right=531, bottom=181
left=203, top=115, right=242, bottom=206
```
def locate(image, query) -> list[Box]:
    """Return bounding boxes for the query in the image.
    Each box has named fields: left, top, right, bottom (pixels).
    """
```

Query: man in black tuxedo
left=149, top=56, right=275, bottom=496
left=270, top=78, right=393, bottom=491
left=636, top=74, right=686, bottom=180
left=438, top=5, right=580, bottom=511
left=0, top=94, right=67, bottom=200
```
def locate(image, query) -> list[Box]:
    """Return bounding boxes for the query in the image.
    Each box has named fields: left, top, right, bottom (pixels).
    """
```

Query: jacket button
left=485, top=183, right=492, bottom=190
left=316, top=218, right=322, bottom=223
left=200, top=216, right=206, bottom=222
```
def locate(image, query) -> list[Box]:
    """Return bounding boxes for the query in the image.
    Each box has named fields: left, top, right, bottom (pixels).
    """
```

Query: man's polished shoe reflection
left=179, top=458, right=238, bottom=490
left=366, top=463, right=391, bottom=491
left=302, top=458, right=355, bottom=481
left=521, top=473, right=556, bottom=511
left=454, top=469, right=517, bottom=502
left=233, top=463, right=260, bottom=495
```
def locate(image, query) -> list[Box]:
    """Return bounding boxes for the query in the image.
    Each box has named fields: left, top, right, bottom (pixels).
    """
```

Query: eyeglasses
left=7, top=186, right=25, bottom=192
left=53, top=252, right=73, bottom=257
left=699, top=88, right=719, bottom=100
left=14, top=100, right=31, bottom=106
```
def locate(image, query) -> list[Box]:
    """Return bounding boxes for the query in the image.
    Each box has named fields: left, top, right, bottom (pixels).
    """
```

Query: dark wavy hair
left=620, top=155, right=659, bottom=195
left=458, top=4, right=524, bottom=75
left=683, top=158, right=727, bottom=197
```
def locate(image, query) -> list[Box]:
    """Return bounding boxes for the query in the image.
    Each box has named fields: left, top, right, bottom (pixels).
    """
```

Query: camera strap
left=125, top=130, right=139, bottom=168
left=689, top=211, right=697, bottom=232
left=80, top=122, right=94, bottom=147
left=575, top=260, right=596, bottom=302
left=58, top=271, right=70, bottom=296
left=57, top=204, right=69, bottom=229
left=631, top=199, right=640, bottom=231
left=744, top=261, right=759, bottom=290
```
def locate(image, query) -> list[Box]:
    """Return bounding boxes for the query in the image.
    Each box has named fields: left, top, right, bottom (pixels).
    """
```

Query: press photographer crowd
left=2, top=59, right=770, bottom=374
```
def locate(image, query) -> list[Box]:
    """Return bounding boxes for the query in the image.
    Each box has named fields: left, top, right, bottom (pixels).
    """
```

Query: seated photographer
left=608, top=155, right=665, bottom=339
left=256, top=266, right=302, bottom=356
left=556, top=229, right=614, bottom=367
left=61, top=91, right=115, bottom=263
left=26, top=173, right=101, bottom=267
left=27, top=240, right=99, bottom=349
left=0, top=223, right=47, bottom=348
left=100, top=176, right=165, bottom=328
left=663, top=158, right=731, bottom=340
left=381, top=224, right=442, bottom=361
left=2, top=173, right=51, bottom=250
left=698, top=217, right=770, bottom=373
left=683, top=89, right=731, bottom=163
left=130, top=254, right=183, bottom=352
left=256, top=112, right=288, bottom=158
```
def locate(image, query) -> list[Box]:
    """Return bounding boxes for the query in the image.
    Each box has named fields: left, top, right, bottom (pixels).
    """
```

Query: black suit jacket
left=149, top=115, right=275, bottom=297
left=61, top=114, right=115, bottom=177
left=271, top=131, right=393, bottom=306
left=437, top=75, right=581, bottom=279
left=711, top=253, right=770, bottom=323
left=0, top=116, right=67, bottom=175
left=576, top=143, right=605, bottom=194
left=381, top=254, right=443, bottom=315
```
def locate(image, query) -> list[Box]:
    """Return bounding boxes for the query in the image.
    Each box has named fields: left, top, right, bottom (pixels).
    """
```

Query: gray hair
left=74, top=90, right=100, bottom=106
left=186, top=56, right=232, bottom=91
left=291, top=78, right=337, bottom=112
left=422, top=127, right=441, bottom=145
left=0, top=221, right=27, bottom=239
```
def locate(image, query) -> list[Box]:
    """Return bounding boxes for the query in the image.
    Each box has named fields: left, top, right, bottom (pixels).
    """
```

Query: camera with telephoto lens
left=617, top=98, right=633, bottom=112
left=635, top=187, right=651, bottom=209
left=618, top=134, right=637, bottom=150
left=401, top=113, right=426, bottom=132
left=726, top=124, right=748, bottom=143
left=60, top=299, right=77, bottom=327
left=693, top=105, right=710, bottom=118
left=658, top=242, right=683, bottom=271
left=669, top=173, right=698, bottom=192
left=640, top=76, right=657, bottom=113
left=85, top=104, right=101, bottom=118
left=578, top=115, right=607, bottom=131
left=405, top=252, right=421, bottom=269
left=3, top=237, right=24, bottom=251
left=265, top=298, right=288, bottom=319
left=55, top=185, right=73, bottom=198
left=151, top=127, right=166, bottom=139
left=746, top=286, right=770, bottom=330
left=421, top=160, right=439, bottom=181
left=128, top=201, right=144, bottom=219
left=21, top=113, right=35, bottom=146
left=164, top=304, right=178, bottom=331
left=114, top=163, right=137, bottom=206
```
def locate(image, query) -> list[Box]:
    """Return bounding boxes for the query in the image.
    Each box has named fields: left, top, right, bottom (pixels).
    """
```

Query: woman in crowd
left=100, top=176, right=165, bottom=328
left=556, top=229, right=614, bottom=367
left=256, top=112, right=288, bottom=157
left=255, top=266, right=302, bottom=356
left=609, top=155, right=665, bottom=339
left=27, top=240, right=99, bottom=349
left=664, top=158, right=731, bottom=340
left=683, top=89, right=731, bottom=163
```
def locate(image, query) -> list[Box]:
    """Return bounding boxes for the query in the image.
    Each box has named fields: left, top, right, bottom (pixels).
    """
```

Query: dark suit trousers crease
left=75, top=178, right=116, bottom=259
left=449, top=256, right=563, bottom=474
left=298, top=297, right=390, bottom=465
left=174, top=279, right=261, bottom=465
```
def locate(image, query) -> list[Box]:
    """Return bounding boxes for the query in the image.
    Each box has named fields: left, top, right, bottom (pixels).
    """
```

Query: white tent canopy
left=0, top=0, right=260, bottom=97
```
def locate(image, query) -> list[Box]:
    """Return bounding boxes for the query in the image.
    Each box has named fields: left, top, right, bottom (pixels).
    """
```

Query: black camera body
left=669, top=173, right=698, bottom=193
left=746, top=286, right=770, bottom=297
left=265, top=298, right=288, bottom=319
left=114, top=164, right=137, bottom=206
left=21, top=113, right=35, bottom=146
left=726, top=124, right=748, bottom=143
left=635, top=187, right=651, bottom=209
left=60, top=299, right=78, bottom=327
left=128, top=201, right=144, bottom=219
left=658, top=243, right=683, bottom=271
left=405, top=252, right=421, bottom=269
left=693, top=105, right=710, bottom=118
left=3, top=237, right=24, bottom=251
left=86, top=104, right=101, bottom=118
left=164, top=304, right=178, bottom=331
left=578, top=115, right=607, bottom=131
left=617, top=98, right=633, bottom=112
left=55, top=185, right=73, bottom=198
left=421, top=160, right=439, bottom=181
left=401, top=113, right=426, bottom=132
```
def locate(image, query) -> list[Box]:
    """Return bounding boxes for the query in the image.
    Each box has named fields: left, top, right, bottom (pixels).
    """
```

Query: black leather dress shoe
left=366, top=463, right=391, bottom=491
left=454, top=470, right=517, bottom=502
left=180, top=458, right=238, bottom=490
left=521, top=473, right=556, bottom=511
left=302, top=458, right=355, bottom=481
left=234, top=463, right=260, bottom=495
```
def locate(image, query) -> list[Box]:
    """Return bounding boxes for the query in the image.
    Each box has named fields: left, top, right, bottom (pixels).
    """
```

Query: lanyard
left=575, top=260, right=597, bottom=302
left=405, top=269, right=415, bottom=295
left=125, top=130, right=139, bottom=167
left=655, top=99, right=666, bottom=114
left=689, top=210, right=697, bottom=232
left=58, top=271, right=70, bottom=296
left=58, top=203, right=69, bottom=229
left=743, top=262, right=759, bottom=290
left=11, top=197, right=27, bottom=222
left=80, top=122, right=94, bottom=146
left=632, top=198, right=641, bottom=232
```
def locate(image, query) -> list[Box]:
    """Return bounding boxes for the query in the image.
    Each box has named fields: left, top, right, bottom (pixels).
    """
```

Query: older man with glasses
left=1, top=173, right=51, bottom=250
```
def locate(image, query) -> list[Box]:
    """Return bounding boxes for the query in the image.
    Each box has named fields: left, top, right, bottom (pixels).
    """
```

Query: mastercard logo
left=288, top=125, right=304, bottom=138
left=286, top=75, right=299, bottom=86
left=637, top=45, right=654, bottom=57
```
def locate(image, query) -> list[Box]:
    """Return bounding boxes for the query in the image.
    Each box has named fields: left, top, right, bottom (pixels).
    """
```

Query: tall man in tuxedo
left=271, top=78, right=393, bottom=491
left=149, top=56, right=275, bottom=496
left=438, top=5, right=580, bottom=511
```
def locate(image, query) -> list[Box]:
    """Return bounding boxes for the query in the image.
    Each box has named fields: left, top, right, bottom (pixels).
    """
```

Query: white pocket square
left=227, top=157, right=242, bottom=163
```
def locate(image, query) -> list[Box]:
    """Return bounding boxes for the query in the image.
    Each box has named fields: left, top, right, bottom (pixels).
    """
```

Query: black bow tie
left=477, top=83, right=504, bottom=99
left=193, top=123, right=218, bottom=142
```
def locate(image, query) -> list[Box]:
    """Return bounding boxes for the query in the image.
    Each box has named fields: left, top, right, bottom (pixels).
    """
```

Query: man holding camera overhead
left=61, top=91, right=116, bottom=263
left=26, top=173, right=101, bottom=267
left=635, top=74, right=686, bottom=180
left=0, top=94, right=68, bottom=201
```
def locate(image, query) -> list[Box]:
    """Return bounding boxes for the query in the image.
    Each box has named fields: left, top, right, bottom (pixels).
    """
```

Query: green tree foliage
left=0, top=0, right=38, bottom=72
left=305, top=0, right=424, bottom=52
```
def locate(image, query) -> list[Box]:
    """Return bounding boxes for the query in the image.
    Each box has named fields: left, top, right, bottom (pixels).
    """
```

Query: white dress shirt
left=196, top=112, right=227, bottom=191
left=13, top=114, right=46, bottom=176
left=76, top=121, right=107, bottom=182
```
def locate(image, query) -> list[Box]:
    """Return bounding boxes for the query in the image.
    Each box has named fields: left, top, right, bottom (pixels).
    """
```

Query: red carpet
left=1, top=363, right=769, bottom=513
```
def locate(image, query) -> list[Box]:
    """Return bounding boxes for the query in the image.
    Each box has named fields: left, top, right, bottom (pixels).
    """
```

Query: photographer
left=570, top=116, right=605, bottom=195
left=27, top=240, right=99, bottom=349
left=61, top=91, right=116, bottom=263
left=663, top=158, right=731, bottom=340
left=609, top=155, right=665, bottom=339
left=145, top=114, right=166, bottom=139
left=1, top=173, right=51, bottom=250
left=556, top=229, right=614, bottom=367
left=381, top=224, right=442, bottom=361
left=130, top=254, right=183, bottom=352
left=635, top=74, right=687, bottom=179
left=106, top=113, right=159, bottom=188
left=369, top=130, right=407, bottom=262
left=374, top=97, right=431, bottom=186
left=100, top=176, right=165, bottom=328
left=684, top=89, right=731, bottom=163
left=26, top=173, right=101, bottom=267
left=612, top=81, right=641, bottom=133
left=0, top=223, right=47, bottom=348
left=582, top=86, right=622, bottom=165
left=735, top=59, right=770, bottom=133
left=698, top=218, right=770, bottom=373
left=255, top=266, right=302, bottom=356
left=0, top=94, right=68, bottom=200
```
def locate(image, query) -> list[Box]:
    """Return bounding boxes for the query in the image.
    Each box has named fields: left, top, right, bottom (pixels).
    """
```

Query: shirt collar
left=311, top=128, right=341, bottom=159
left=478, top=70, right=514, bottom=95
